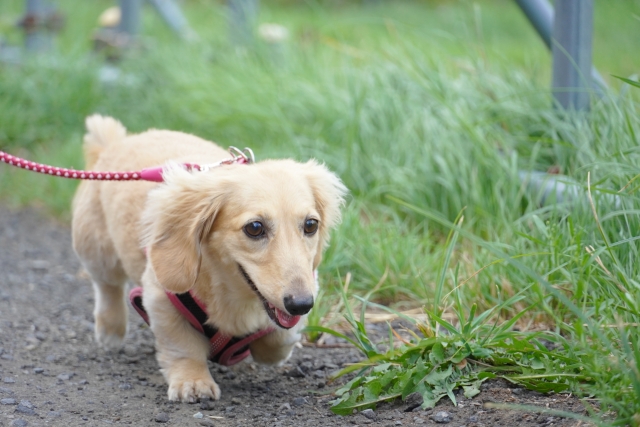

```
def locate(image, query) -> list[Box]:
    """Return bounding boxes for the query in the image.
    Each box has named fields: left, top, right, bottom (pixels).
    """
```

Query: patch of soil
left=0, top=207, right=594, bottom=426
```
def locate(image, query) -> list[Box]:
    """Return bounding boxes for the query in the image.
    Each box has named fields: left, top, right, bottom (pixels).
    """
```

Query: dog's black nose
left=283, top=294, right=314, bottom=316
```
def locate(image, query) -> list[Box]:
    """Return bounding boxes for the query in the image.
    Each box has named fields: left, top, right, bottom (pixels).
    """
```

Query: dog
left=71, top=115, right=346, bottom=402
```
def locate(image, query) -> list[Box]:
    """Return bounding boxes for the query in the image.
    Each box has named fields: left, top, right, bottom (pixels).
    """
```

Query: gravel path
left=0, top=206, right=593, bottom=426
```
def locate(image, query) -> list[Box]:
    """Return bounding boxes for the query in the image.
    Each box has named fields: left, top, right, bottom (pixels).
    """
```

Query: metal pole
left=552, top=0, right=593, bottom=110
left=147, top=0, right=196, bottom=40
left=228, top=0, right=258, bottom=46
left=118, top=0, right=143, bottom=38
left=514, top=0, right=607, bottom=97
left=24, top=0, right=53, bottom=52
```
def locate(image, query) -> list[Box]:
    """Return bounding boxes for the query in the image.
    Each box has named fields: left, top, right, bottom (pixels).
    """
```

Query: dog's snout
left=283, top=294, right=314, bottom=316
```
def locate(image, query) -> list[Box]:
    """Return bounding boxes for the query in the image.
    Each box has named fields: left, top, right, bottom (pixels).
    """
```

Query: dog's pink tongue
left=275, top=308, right=301, bottom=328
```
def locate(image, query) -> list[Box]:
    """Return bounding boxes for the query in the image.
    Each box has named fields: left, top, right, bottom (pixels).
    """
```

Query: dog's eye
left=304, top=219, right=319, bottom=235
left=244, top=221, right=265, bottom=238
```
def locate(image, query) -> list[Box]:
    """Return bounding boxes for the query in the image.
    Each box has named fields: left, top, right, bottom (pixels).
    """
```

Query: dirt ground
left=0, top=206, right=595, bottom=427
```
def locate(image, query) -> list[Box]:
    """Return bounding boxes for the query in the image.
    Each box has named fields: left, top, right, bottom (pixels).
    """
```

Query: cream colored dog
left=72, top=115, right=346, bottom=402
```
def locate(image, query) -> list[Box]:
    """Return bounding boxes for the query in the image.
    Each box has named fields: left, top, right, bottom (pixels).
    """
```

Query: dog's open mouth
left=238, top=264, right=301, bottom=329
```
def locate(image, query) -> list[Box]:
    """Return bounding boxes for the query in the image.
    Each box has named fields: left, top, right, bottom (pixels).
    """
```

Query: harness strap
left=129, top=287, right=274, bottom=366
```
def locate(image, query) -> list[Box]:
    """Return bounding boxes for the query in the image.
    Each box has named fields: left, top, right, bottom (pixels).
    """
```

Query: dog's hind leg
left=72, top=182, right=129, bottom=350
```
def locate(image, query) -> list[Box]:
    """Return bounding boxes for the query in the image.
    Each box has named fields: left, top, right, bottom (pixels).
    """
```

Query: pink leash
left=0, top=146, right=254, bottom=182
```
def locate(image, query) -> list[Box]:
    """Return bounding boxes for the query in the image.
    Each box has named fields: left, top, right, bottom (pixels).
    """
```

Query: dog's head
left=142, top=159, right=347, bottom=329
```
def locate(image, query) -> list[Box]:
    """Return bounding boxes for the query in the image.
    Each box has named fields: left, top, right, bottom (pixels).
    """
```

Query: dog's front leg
left=249, top=322, right=305, bottom=365
left=143, top=285, right=221, bottom=402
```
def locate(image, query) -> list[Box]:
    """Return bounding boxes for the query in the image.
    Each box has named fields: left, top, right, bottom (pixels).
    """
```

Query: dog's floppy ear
left=303, top=160, right=348, bottom=268
left=142, top=166, right=226, bottom=294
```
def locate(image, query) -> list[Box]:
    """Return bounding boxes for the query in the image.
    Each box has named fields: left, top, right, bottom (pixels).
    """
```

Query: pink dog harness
left=129, top=287, right=274, bottom=366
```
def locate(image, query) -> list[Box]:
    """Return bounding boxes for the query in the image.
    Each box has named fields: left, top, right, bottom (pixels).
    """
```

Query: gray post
left=118, top=0, right=143, bottom=38
left=514, top=0, right=607, bottom=97
left=228, top=0, right=258, bottom=46
left=24, top=0, right=53, bottom=52
left=514, top=0, right=553, bottom=48
left=551, top=0, right=593, bottom=110
left=147, top=0, right=196, bottom=40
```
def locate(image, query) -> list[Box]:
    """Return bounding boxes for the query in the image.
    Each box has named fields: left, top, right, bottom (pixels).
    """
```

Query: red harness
left=129, top=287, right=274, bottom=366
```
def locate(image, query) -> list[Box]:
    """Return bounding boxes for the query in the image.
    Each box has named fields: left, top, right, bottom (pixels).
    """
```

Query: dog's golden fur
left=72, top=115, right=346, bottom=402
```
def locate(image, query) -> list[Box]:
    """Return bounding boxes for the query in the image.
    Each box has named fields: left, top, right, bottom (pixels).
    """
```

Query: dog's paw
left=167, top=378, right=221, bottom=403
left=94, top=321, right=126, bottom=350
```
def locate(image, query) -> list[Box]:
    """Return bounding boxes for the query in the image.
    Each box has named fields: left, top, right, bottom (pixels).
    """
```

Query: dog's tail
left=83, top=115, right=127, bottom=169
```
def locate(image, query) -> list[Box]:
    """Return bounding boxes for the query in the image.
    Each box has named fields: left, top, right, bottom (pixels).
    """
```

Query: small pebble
left=19, top=400, right=34, bottom=409
left=3, top=377, right=16, bottom=383
left=119, top=383, right=133, bottom=390
left=312, top=370, right=325, bottom=378
left=30, top=260, right=50, bottom=271
left=361, top=408, right=376, bottom=420
left=404, top=392, right=424, bottom=412
left=430, top=411, right=452, bottom=424
left=278, top=403, right=292, bottom=412
left=198, top=421, right=215, bottom=427
left=57, top=373, right=72, bottom=381
left=1, top=398, right=17, bottom=405
left=33, top=368, right=44, bottom=374
left=155, top=412, right=170, bottom=423
left=123, top=345, right=138, bottom=357
left=200, top=399, right=215, bottom=411
left=193, top=411, right=204, bottom=419
left=11, top=419, right=28, bottom=427
left=224, top=371, right=236, bottom=380
left=291, top=397, right=307, bottom=406
left=285, top=366, right=306, bottom=378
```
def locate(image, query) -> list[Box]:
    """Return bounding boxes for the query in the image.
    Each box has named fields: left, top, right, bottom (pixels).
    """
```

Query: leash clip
left=228, top=146, right=255, bottom=164
left=195, top=146, right=255, bottom=172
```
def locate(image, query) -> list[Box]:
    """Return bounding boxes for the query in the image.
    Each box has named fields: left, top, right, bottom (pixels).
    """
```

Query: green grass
left=1, top=0, right=640, bottom=424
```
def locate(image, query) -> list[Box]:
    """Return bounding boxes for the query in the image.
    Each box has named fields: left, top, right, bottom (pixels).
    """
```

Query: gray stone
left=285, top=366, right=306, bottom=378
left=404, top=391, right=423, bottom=412
left=361, top=408, right=377, bottom=420
left=19, top=400, right=34, bottom=409
left=278, top=402, right=291, bottom=412
left=193, top=411, right=204, bottom=418
left=291, top=397, right=307, bottom=406
left=30, top=260, right=50, bottom=271
left=1, top=398, right=17, bottom=405
left=33, top=368, right=44, bottom=374
left=430, top=411, right=452, bottom=423
left=11, top=419, right=28, bottom=427
left=312, top=370, right=325, bottom=378
left=155, top=412, right=169, bottom=423
left=200, top=399, right=215, bottom=411
left=3, top=377, right=16, bottom=383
